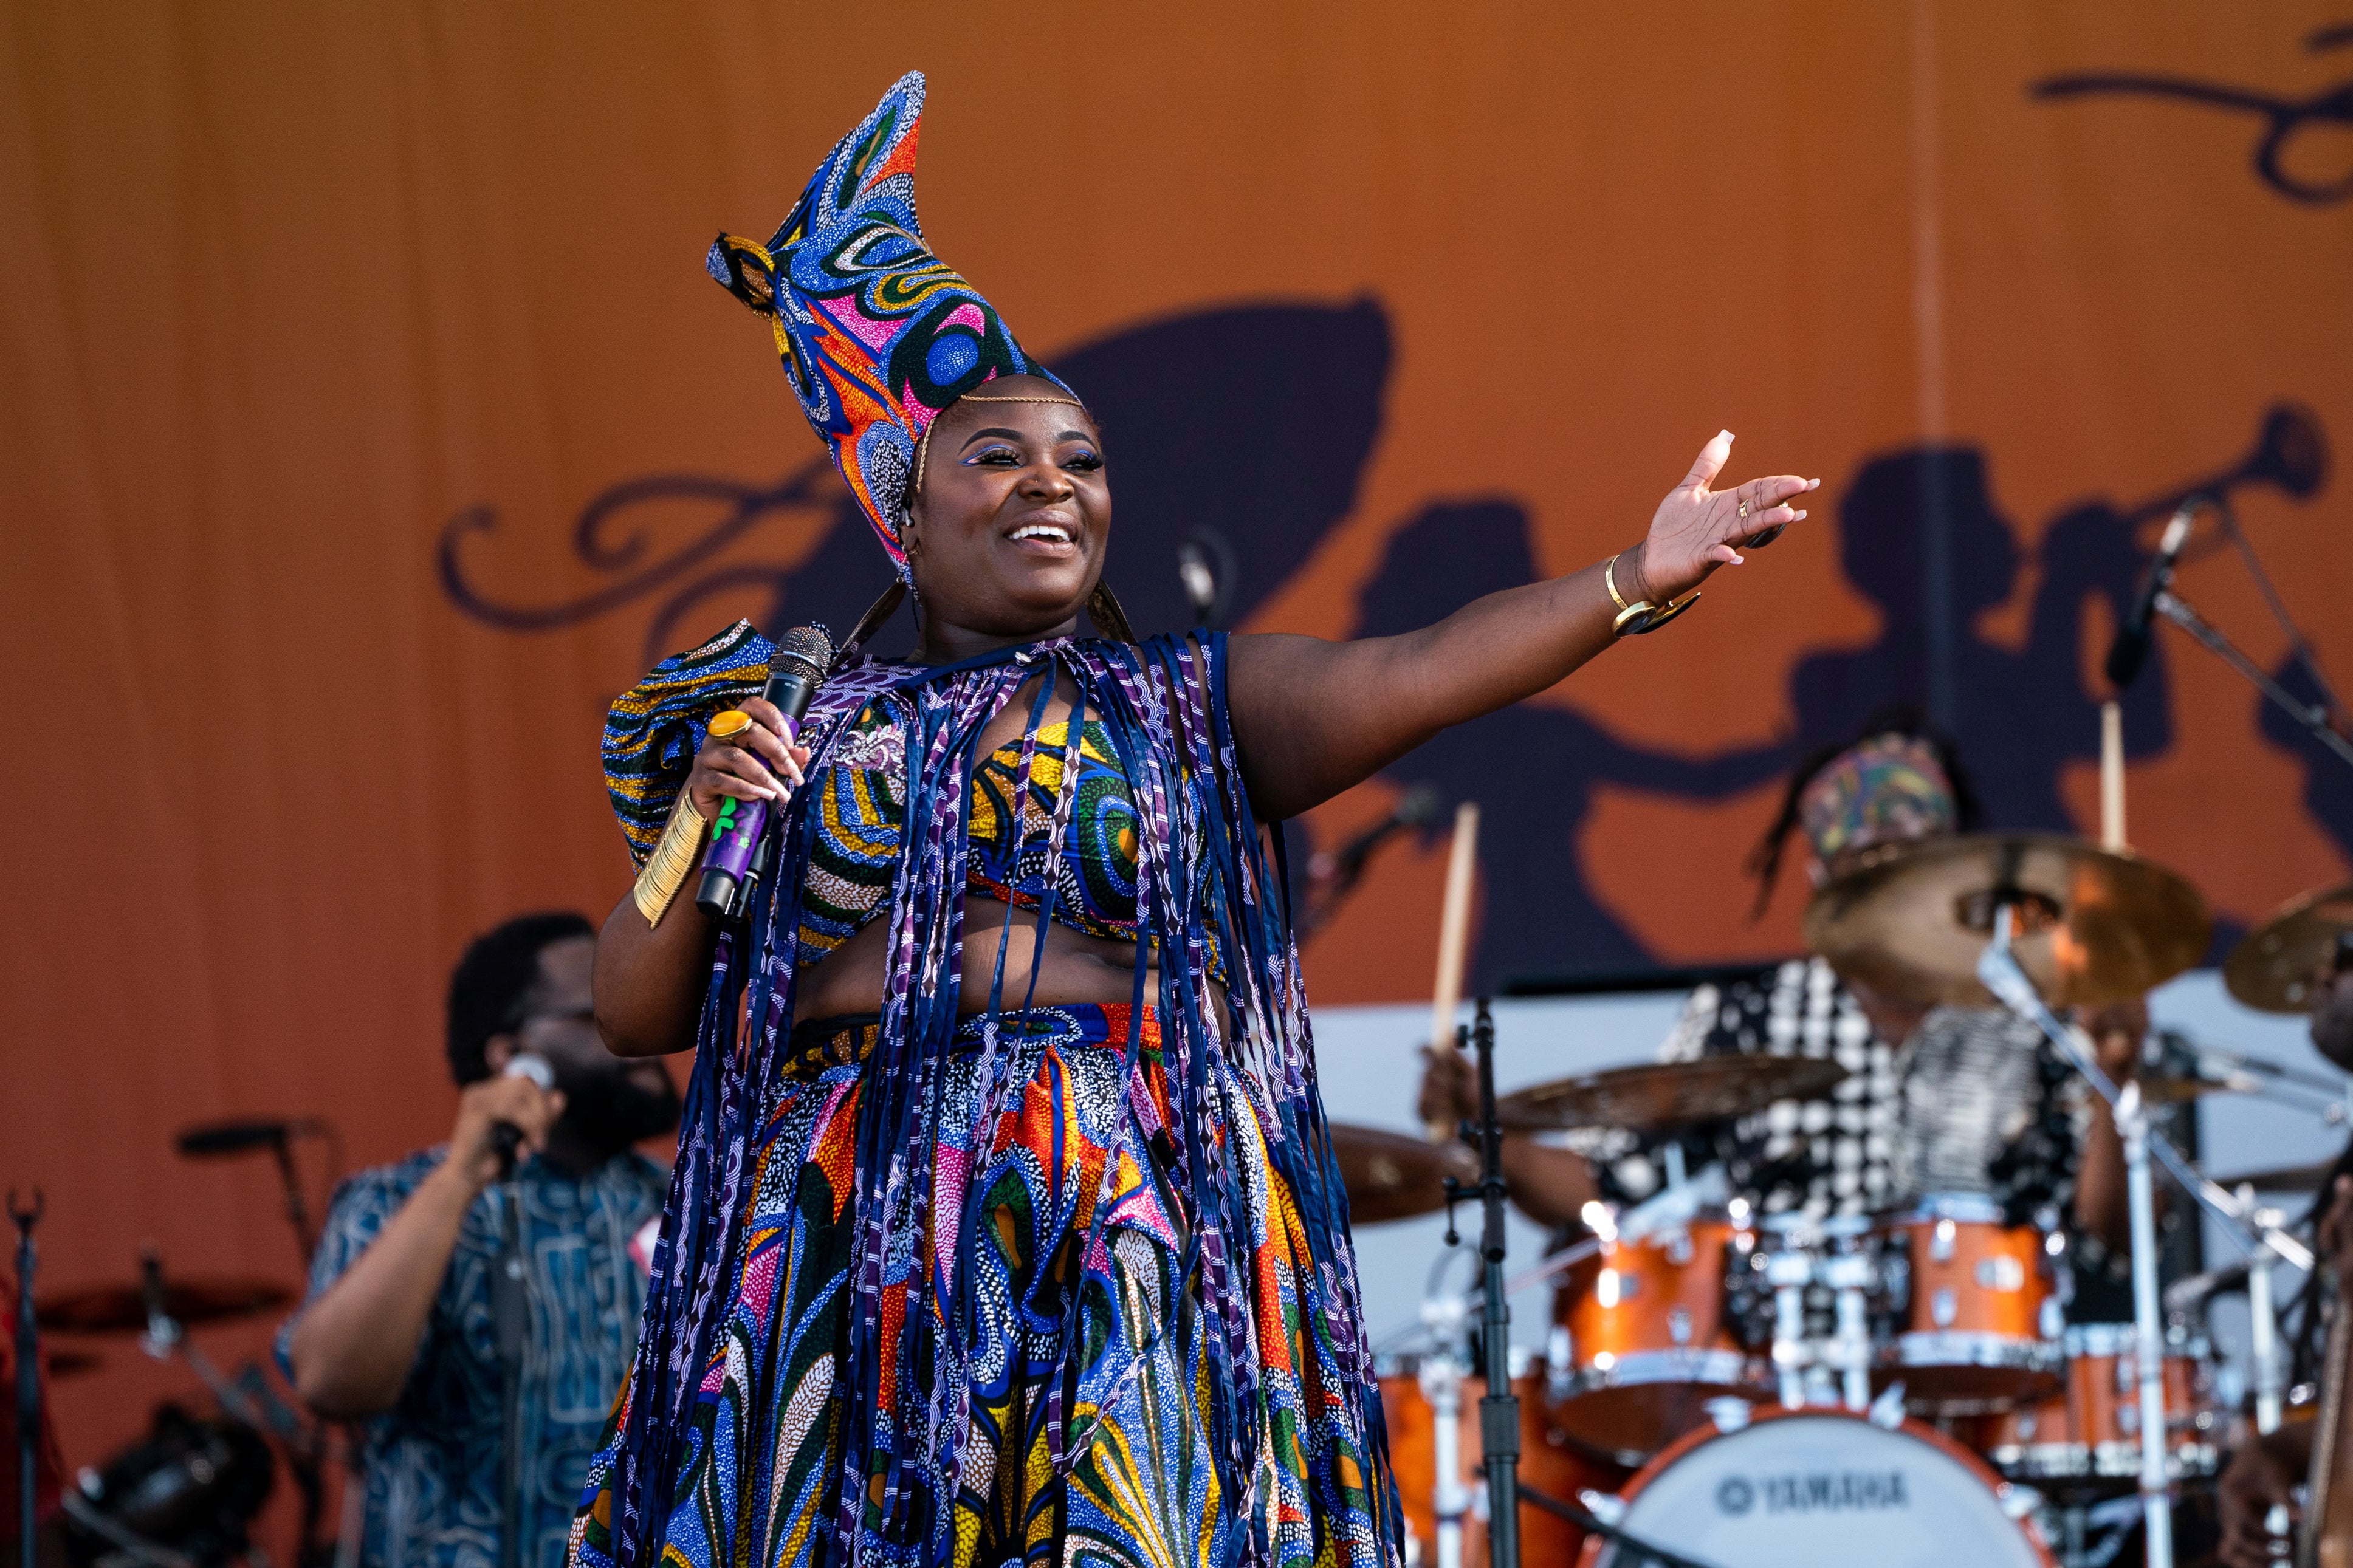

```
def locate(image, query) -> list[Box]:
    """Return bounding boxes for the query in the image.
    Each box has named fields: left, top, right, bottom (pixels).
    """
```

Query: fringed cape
left=589, top=624, right=1398, bottom=1568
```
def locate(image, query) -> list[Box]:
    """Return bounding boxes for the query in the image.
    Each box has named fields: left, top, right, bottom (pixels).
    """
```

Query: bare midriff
left=790, top=892, right=1221, bottom=1022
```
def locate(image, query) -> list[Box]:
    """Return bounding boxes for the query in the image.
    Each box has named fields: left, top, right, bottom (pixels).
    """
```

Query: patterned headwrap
left=704, top=71, right=1074, bottom=581
left=1798, top=731, right=1958, bottom=863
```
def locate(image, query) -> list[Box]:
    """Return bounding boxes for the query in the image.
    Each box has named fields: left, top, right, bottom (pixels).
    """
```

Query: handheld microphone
left=489, top=1053, right=555, bottom=1180
left=695, top=625, right=834, bottom=920
left=2104, top=501, right=2199, bottom=691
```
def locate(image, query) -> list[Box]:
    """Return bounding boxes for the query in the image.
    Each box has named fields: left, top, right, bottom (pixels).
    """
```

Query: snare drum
left=1576, top=1405, right=2053, bottom=1566
left=1973, top=1322, right=2222, bottom=1484
left=1550, top=1216, right=1766, bottom=1459
left=1874, top=1194, right=2062, bottom=1413
left=1379, top=1355, right=1620, bottom=1567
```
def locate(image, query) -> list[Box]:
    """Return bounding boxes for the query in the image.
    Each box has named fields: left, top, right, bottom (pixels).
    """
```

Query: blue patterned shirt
left=278, top=1148, right=666, bottom=1568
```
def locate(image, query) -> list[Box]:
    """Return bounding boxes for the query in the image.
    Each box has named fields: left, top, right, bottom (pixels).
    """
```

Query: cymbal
left=1801, top=833, right=2210, bottom=1008
left=2208, top=1159, right=2344, bottom=1195
left=38, top=1277, right=294, bottom=1335
left=2224, top=883, right=2353, bottom=1013
left=1329, top=1123, right=1472, bottom=1224
left=1495, top=1055, right=1850, bottom=1135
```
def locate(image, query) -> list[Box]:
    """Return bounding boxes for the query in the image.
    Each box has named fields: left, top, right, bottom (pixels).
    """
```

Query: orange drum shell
left=1877, top=1216, right=2059, bottom=1412
left=1554, top=1221, right=1747, bottom=1361
left=1884, top=1217, right=2051, bottom=1341
left=1381, top=1368, right=1628, bottom=1568
left=1971, top=1347, right=2221, bottom=1481
left=1551, top=1221, right=1764, bottom=1457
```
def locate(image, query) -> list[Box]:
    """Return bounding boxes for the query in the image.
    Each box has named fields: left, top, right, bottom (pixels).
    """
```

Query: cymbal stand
left=1417, top=1292, right=1469, bottom=1568
left=133, top=1247, right=335, bottom=1566
left=11, top=1191, right=41, bottom=1568
left=1977, top=905, right=2317, bottom=1568
left=2241, top=1188, right=2289, bottom=1435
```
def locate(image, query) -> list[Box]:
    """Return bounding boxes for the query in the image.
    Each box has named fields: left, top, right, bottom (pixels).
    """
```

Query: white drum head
left=1589, top=1412, right=2047, bottom=1567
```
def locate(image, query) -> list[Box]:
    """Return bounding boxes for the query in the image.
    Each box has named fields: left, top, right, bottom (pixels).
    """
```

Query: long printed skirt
left=571, top=1004, right=1384, bottom=1568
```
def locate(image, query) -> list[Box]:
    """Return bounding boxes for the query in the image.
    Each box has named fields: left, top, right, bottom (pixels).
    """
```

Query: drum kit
left=1334, top=841, right=2353, bottom=1568
left=12, top=1123, right=336, bottom=1568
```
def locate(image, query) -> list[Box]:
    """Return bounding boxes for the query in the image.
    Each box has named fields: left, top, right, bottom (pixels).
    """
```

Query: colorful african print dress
left=574, top=627, right=1399, bottom=1568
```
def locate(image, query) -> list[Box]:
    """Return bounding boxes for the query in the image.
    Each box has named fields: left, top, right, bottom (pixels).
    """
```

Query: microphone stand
left=2155, top=589, right=2353, bottom=774
left=1438, top=1002, right=1721, bottom=1568
left=493, top=1174, right=529, bottom=1568
left=10, top=1193, right=41, bottom=1568
left=1466, top=1001, right=1519, bottom=1568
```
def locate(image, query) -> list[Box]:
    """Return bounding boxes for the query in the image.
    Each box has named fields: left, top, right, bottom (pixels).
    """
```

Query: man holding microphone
left=280, top=914, right=678, bottom=1568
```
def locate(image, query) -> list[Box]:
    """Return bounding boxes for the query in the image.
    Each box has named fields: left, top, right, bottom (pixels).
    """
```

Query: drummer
left=1418, top=712, right=2143, bottom=1306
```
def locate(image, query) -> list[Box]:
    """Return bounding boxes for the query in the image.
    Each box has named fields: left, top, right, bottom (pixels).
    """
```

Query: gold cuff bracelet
left=633, top=790, right=707, bottom=928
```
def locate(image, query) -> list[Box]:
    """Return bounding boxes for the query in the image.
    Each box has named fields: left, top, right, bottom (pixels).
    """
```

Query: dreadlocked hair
left=1744, top=704, right=1984, bottom=920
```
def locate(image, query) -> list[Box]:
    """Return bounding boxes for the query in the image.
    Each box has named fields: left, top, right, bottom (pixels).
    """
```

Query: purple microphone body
left=695, top=625, right=834, bottom=920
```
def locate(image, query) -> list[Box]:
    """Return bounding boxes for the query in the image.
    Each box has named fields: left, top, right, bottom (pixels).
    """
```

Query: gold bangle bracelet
left=1603, top=552, right=1700, bottom=638
left=632, top=791, right=707, bottom=927
left=1604, top=553, right=1635, bottom=612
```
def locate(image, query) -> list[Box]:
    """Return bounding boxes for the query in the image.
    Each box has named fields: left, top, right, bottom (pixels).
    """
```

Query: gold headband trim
left=909, top=394, right=1093, bottom=499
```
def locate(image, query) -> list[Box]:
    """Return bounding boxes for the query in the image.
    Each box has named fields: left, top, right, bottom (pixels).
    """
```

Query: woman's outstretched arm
left=1226, top=431, right=1815, bottom=822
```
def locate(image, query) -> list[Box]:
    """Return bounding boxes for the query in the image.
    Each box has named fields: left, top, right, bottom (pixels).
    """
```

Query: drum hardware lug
left=1576, top=1491, right=1626, bottom=1527
left=1868, top=1380, right=1908, bottom=1428
left=1995, top=1481, right=2044, bottom=1521
left=1976, top=1256, right=2025, bottom=1292
left=1704, top=1397, right=1752, bottom=1433
left=1667, top=1307, right=1692, bottom=1346
left=2039, top=1298, right=2065, bottom=1338
left=1932, top=1287, right=1959, bottom=1327
left=1932, top=1218, right=1957, bottom=1262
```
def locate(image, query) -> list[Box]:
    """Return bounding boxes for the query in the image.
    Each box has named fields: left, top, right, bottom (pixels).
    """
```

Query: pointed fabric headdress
left=706, top=71, right=1072, bottom=581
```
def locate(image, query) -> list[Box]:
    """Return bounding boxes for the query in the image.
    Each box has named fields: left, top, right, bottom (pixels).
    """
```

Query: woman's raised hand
left=685, top=697, right=810, bottom=821
left=1623, top=431, right=1818, bottom=605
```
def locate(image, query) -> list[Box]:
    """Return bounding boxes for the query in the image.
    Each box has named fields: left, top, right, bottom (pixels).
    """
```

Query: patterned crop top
left=799, top=700, right=1211, bottom=979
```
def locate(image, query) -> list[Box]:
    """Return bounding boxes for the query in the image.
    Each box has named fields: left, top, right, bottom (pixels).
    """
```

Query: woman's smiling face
left=904, top=375, right=1110, bottom=644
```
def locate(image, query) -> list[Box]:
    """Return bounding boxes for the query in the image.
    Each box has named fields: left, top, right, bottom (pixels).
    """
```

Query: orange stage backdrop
left=4, top=0, right=2351, bottom=1522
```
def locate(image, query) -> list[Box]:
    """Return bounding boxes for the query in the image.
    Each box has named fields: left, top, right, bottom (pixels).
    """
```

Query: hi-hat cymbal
left=1802, top=833, right=2210, bottom=1008
left=1328, top=1123, right=1473, bottom=1224
left=1495, top=1055, right=1850, bottom=1135
left=38, top=1278, right=294, bottom=1335
left=2225, top=883, right=2353, bottom=1014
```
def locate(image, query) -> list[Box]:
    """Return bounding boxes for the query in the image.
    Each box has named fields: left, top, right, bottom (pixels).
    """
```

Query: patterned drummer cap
left=705, top=71, right=1074, bottom=581
left=1798, top=731, right=1959, bottom=865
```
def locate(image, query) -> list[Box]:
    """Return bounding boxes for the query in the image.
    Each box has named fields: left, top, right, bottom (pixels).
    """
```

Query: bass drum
left=1577, top=1407, right=2052, bottom=1567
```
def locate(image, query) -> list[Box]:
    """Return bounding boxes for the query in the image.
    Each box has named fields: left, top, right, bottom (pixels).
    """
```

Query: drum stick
left=2100, top=700, right=2126, bottom=851
left=1426, top=801, right=1480, bottom=1142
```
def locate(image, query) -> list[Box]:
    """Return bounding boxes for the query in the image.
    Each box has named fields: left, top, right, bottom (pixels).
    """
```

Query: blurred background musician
left=278, top=914, right=678, bottom=1568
